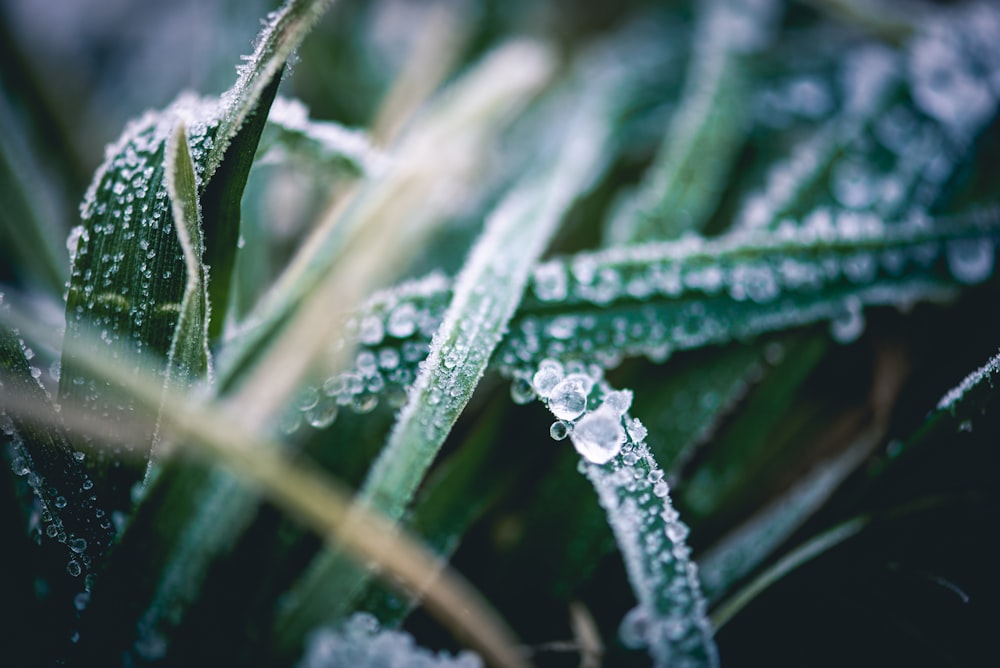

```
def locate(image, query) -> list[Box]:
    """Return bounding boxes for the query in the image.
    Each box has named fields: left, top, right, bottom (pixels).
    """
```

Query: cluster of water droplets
left=498, top=207, right=1000, bottom=371
left=300, top=613, right=482, bottom=668
left=281, top=275, right=448, bottom=434
left=512, top=356, right=718, bottom=664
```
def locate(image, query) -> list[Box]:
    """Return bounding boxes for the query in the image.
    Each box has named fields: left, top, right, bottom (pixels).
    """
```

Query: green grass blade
left=200, top=72, right=283, bottom=342
left=604, top=0, right=779, bottom=244
left=293, top=206, right=1000, bottom=422
left=525, top=367, right=719, bottom=667
left=274, top=51, right=619, bottom=646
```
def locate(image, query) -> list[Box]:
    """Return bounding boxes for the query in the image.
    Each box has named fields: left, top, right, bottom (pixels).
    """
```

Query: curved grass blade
left=274, top=49, right=621, bottom=646
left=523, top=365, right=719, bottom=667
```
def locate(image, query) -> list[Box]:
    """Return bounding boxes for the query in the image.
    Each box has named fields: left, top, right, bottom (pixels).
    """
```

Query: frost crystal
left=570, top=406, right=625, bottom=465
left=547, top=374, right=591, bottom=421
left=300, top=611, right=483, bottom=668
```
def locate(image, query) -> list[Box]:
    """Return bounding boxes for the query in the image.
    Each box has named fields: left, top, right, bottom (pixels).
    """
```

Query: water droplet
left=533, top=261, right=568, bottom=301
left=830, top=298, right=865, bottom=343
left=531, top=359, right=564, bottom=398
left=652, top=480, right=669, bottom=498
left=351, top=393, right=378, bottom=414
left=547, top=374, right=591, bottom=421
left=69, top=537, right=87, bottom=553
left=509, top=377, right=536, bottom=405
left=358, top=316, right=384, bottom=346
left=549, top=420, right=570, bottom=441
left=619, top=606, right=649, bottom=649
left=54, top=496, right=68, bottom=509
left=570, top=407, right=625, bottom=464
left=67, top=560, right=82, bottom=577
left=305, top=402, right=338, bottom=429
left=387, top=302, right=418, bottom=338
left=946, top=238, right=995, bottom=284
left=603, top=389, right=632, bottom=416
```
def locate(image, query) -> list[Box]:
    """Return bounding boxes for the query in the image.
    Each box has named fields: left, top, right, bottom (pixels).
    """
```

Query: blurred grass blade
left=0, top=93, right=69, bottom=292
left=3, top=312, right=530, bottom=668
left=604, top=0, right=779, bottom=244
left=275, top=47, right=620, bottom=645
left=259, top=97, right=386, bottom=176
left=222, top=39, right=556, bottom=427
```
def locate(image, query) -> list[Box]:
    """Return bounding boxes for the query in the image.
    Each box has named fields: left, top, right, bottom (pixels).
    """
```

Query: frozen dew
left=547, top=374, right=592, bottom=421
left=830, top=298, right=865, bottom=344
left=619, top=605, right=650, bottom=649
left=570, top=406, right=625, bottom=465
left=532, top=261, right=568, bottom=302
left=831, top=160, right=879, bottom=210
left=386, top=302, right=418, bottom=338
left=603, top=389, right=633, bottom=416
left=358, top=315, right=384, bottom=346
left=946, top=237, right=995, bottom=284
left=509, top=376, right=536, bottom=405
left=549, top=420, right=570, bottom=441
left=302, top=613, right=483, bottom=668
left=531, top=358, right=564, bottom=398
left=67, top=560, right=82, bottom=577
left=305, top=401, right=338, bottom=429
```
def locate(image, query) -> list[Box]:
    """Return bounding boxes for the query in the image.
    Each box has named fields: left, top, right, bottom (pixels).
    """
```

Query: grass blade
left=274, top=48, right=620, bottom=646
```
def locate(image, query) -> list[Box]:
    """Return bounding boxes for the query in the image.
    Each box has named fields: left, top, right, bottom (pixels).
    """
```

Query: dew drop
left=619, top=606, right=649, bottom=649
left=547, top=374, right=591, bottom=421
left=603, top=389, right=632, bottom=416
left=946, top=238, right=995, bottom=285
left=387, top=302, right=417, bottom=338
left=830, top=298, right=865, bottom=344
left=351, top=393, right=378, bottom=414
left=358, top=315, right=384, bottom=346
left=66, top=560, right=82, bottom=577
left=570, top=407, right=625, bottom=464
left=549, top=420, right=570, bottom=441
left=531, top=359, right=564, bottom=398
left=305, top=402, right=338, bottom=429
left=509, top=376, right=536, bottom=405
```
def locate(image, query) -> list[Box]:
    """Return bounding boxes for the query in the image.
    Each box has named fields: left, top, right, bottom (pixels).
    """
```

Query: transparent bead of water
left=547, top=374, right=591, bottom=421
left=830, top=299, right=865, bottom=343
left=305, top=402, right=338, bottom=429
left=531, top=359, right=564, bottom=398
left=570, top=407, right=625, bottom=464
left=946, top=238, right=995, bottom=285
left=387, top=302, right=418, bottom=338
left=618, top=605, right=649, bottom=649
left=549, top=420, right=570, bottom=441
left=509, top=376, right=536, bottom=405
left=603, top=389, right=632, bottom=416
